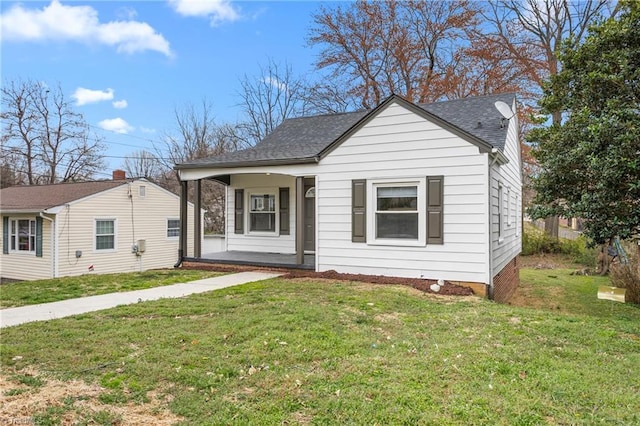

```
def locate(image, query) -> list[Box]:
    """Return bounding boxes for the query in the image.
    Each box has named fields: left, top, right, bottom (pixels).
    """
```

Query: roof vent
left=113, top=170, right=126, bottom=180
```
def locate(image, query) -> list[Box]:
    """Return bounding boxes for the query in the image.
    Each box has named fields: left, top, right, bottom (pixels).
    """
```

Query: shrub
left=610, top=259, right=640, bottom=304
left=522, top=228, right=596, bottom=266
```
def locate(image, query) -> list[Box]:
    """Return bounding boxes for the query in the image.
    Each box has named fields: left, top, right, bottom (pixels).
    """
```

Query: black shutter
left=427, top=176, right=444, bottom=244
left=279, top=187, right=290, bottom=235
left=36, top=216, right=43, bottom=257
left=234, top=189, right=244, bottom=234
left=2, top=216, right=8, bottom=254
left=352, top=180, right=366, bottom=242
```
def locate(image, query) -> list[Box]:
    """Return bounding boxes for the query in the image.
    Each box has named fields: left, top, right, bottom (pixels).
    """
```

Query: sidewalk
left=0, top=271, right=281, bottom=328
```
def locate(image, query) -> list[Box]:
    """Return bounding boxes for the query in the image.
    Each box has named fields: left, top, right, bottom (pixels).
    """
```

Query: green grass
left=0, top=269, right=223, bottom=308
left=516, top=268, right=639, bottom=319
left=1, top=274, right=639, bottom=425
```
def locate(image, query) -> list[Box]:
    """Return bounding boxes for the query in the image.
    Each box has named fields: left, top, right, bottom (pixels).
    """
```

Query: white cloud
left=140, top=126, right=156, bottom=134
left=72, top=87, right=114, bottom=106
left=262, top=76, right=288, bottom=92
left=112, top=100, right=128, bottom=109
left=168, top=0, right=241, bottom=26
left=0, top=0, right=172, bottom=57
left=98, top=118, right=134, bottom=134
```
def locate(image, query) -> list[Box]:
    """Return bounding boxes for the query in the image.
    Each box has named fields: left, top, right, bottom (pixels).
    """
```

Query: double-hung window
left=10, top=219, right=36, bottom=252
left=167, top=219, right=180, bottom=238
left=95, top=219, right=116, bottom=251
left=249, top=193, right=277, bottom=233
left=376, top=185, right=419, bottom=239
left=367, top=179, right=426, bottom=246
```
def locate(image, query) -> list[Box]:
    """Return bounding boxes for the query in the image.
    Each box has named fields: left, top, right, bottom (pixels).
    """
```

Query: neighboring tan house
left=174, top=94, right=522, bottom=301
left=0, top=171, right=197, bottom=281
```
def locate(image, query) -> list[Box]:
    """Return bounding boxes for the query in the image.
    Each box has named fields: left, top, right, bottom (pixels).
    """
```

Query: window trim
left=246, top=188, right=279, bottom=235
left=9, top=218, right=36, bottom=254
left=506, top=186, right=512, bottom=227
left=367, top=178, right=426, bottom=247
left=94, top=218, right=117, bottom=252
left=167, top=218, right=180, bottom=240
left=498, top=182, right=504, bottom=243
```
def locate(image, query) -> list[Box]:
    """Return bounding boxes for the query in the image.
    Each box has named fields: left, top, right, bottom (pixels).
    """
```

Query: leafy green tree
left=529, top=1, right=639, bottom=252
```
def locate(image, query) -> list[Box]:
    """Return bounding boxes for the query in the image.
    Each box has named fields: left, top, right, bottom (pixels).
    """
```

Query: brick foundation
left=492, top=256, right=519, bottom=303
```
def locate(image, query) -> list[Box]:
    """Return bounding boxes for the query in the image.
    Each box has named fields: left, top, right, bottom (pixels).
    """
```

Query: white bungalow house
left=0, top=171, right=198, bottom=281
left=175, top=94, right=522, bottom=301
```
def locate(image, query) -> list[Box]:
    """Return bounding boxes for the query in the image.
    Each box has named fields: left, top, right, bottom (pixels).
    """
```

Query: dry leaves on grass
left=0, top=370, right=182, bottom=425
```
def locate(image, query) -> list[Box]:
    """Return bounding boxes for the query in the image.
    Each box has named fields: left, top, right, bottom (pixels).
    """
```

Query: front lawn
left=0, top=269, right=223, bottom=308
left=1, top=274, right=638, bottom=425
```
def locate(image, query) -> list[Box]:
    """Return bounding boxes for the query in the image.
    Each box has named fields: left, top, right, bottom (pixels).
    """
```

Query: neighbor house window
left=249, top=193, right=276, bottom=233
left=139, top=186, right=146, bottom=197
left=167, top=219, right=180, bottom=238
left=367, top=179, right=426, bottom=246
left=95, top=219, right=115, bottom=251
left=10, top=219, right=36, bottom=252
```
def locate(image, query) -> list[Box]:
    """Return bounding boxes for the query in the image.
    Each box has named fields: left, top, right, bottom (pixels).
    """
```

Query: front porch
left=188, top=251, right=315, bottom=270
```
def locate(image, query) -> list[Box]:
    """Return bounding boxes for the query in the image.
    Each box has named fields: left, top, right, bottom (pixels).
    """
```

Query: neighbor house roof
left=0, top=181, right=127, bottom=213
left=175, top=92, right=516, bottom=170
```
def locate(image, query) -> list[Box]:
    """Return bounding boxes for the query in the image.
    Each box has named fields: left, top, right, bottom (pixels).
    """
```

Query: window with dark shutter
left=427, top=176, right=444, bottom=244
left=279, top=187, right=290, bottom=235
left=352, top=179, right=366, bottom=242
left=36, top=216, right=43, bottom=257
left=234, top=189, right=244, bottom=234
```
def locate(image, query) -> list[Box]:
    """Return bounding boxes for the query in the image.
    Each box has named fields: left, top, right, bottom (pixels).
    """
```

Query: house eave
left=174, top=156, right=319, bottom=171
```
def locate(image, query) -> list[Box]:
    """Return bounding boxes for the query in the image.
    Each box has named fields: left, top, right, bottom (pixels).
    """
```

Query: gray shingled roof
left=0, top=181, right=127, bottom=212
left=176, top=93, right=515, bottom=169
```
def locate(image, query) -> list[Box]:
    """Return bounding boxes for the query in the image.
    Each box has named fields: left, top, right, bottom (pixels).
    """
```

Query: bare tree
left=308, top=0, right=486, bottom=108
left=1, top=79, right=106, bottom=184
left=122, top=150, right=163, bottom=180
left=236, top=59, right=309, bottom=145
left=156, top=99, right=246, bottom=234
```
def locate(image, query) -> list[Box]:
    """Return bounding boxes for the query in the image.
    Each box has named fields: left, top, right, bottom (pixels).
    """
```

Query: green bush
left=522, top=228, right=596, bottom=266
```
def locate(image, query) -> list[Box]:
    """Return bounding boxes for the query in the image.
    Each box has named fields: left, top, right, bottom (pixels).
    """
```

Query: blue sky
left=1, top=0, right=330, bottom=176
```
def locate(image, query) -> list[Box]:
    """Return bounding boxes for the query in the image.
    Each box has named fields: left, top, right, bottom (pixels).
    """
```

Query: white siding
left=0, top=214, right=53, bottom=280
left=55, top=180, right=195, bottom=278
left=315, top=102, right=490, bottom=283
left=490, top=103, right=523, bottom=276
left=227, top=174, right=296, bottom=254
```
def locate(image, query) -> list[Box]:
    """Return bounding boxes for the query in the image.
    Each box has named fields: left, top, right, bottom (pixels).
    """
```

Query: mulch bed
left=182, top=261, right=473, bottom=296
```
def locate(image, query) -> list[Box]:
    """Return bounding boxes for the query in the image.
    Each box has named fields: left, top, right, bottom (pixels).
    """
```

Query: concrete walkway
left=0, top=271, right=281, bottom=329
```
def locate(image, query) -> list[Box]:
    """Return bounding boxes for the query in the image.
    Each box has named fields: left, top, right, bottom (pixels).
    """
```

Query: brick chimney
left=112, top=169, right=126, bottom=180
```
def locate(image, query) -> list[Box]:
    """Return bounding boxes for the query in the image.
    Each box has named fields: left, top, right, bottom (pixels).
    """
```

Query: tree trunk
left=545, top=216, right=559, bottom=238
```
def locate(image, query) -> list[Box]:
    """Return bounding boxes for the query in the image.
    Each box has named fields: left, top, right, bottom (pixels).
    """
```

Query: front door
left=304, top=180, right=315, bottom=252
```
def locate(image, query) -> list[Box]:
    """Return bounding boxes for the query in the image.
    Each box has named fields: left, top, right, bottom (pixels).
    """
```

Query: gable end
left=319, top=95, right=495, bottom=160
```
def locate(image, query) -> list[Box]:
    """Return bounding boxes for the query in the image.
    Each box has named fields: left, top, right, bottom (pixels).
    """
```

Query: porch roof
left=175, top=93, right=515, bottom=170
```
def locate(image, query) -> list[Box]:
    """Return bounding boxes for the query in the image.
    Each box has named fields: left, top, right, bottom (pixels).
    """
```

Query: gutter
left=174, top=156, right=319, bottom=171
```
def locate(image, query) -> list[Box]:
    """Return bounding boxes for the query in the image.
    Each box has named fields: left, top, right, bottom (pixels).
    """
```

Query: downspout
left=175, top=179, right=188, bottom=268
left=487, top=148, right=501, bottom=300
left=39, top=212, right=56, bottom=278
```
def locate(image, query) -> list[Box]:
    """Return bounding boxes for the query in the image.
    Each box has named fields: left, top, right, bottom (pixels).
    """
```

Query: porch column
left=179, top=180, right=188, bottom=259
left=296, top=176, right=304, bottom=265
left=194, top=179, right=202, bottom=258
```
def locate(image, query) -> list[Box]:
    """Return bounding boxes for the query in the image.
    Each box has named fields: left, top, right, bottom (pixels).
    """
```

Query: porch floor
left=196, top=251, right=315, bottom=270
